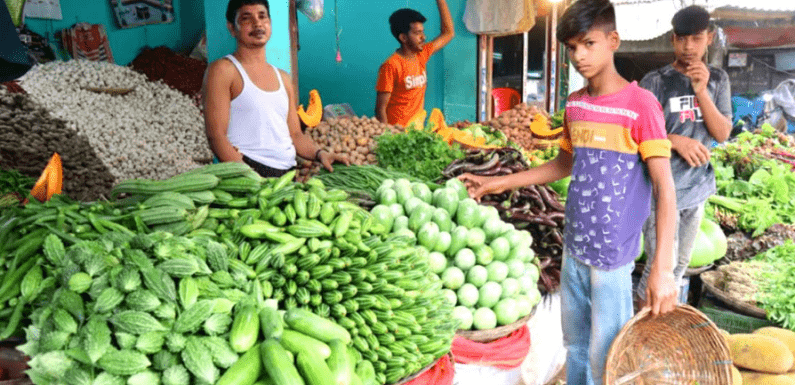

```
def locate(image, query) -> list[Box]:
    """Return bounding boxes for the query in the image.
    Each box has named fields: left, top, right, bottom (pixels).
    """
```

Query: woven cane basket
left=604, top=305, right=732, bottom=385
left=455, top=307, right=535, bottom=343
left=700, top=270, right=767, bottom=318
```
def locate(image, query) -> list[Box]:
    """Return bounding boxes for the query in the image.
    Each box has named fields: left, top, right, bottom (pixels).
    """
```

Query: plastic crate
left=698, top=295, right=776, bottom=334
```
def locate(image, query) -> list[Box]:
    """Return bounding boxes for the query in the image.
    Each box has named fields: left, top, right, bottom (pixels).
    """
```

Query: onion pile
left=18, top=60, right=212, bottom=184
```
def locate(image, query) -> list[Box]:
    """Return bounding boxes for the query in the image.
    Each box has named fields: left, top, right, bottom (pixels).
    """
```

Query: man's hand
left=318, top=151, right=350, bottom=172
left=458, top=173, right=507, bottom=201
left=644, top=268, right=678, bottom=316
left=685, top=60, right=709, bottom=95
left=673, top=135, right=710, bottom=167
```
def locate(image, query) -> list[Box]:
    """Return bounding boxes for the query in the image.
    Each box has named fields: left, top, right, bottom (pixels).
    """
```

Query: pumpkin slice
left=29, top=153, right=63, bottom=202
left=297, top=89, right=322, bottom=127
left=406, top=109, right=427, bottom=131
left=30, top=168, right=49, bottom=202
left=46, top=153, right=63, bottom=199
left=530, top=113, right=564, bottom=138
left=427, top=108, right=448, bottom=133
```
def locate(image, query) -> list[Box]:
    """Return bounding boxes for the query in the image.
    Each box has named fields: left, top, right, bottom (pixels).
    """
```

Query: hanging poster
left=110, top=0, right=174, bottom=29
left=23, top=0, right=63, bottom=20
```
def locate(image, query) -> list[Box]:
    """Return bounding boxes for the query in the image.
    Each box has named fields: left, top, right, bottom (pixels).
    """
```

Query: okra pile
left=2, top=162, right=456, bottom=385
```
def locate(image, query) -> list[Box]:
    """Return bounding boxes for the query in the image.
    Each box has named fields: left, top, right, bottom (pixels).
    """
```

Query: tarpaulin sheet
left=724, top=26, right=795, bottom=49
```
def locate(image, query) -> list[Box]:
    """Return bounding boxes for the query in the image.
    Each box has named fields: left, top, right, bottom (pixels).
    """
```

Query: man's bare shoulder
left=206, top=57, right=237, bottom=82
left=276, top=68, right=292, bottom=82
left=276, top=68, right=294, bottom=91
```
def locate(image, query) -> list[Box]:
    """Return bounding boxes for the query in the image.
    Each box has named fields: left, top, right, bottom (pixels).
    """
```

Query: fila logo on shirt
left=404, top=71, right=427, bottom=90
left=669, top=95, right=703, bottom=123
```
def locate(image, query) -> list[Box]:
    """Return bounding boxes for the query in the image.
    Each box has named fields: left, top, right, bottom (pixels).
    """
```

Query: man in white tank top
left=203, top=0, right=349, bottom=178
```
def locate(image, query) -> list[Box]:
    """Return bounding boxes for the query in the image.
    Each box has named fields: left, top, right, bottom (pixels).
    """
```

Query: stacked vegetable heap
left=440, top=148, right=565, bottom=291
left=708, top=125, right=795, bottom=238
left=0, top=163, right=460, bottom=385
left=368, top=177, right=542, bottom=331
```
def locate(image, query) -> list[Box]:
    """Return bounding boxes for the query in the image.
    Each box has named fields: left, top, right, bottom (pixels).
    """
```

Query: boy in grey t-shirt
left=636, top=5, right=732, bottom=305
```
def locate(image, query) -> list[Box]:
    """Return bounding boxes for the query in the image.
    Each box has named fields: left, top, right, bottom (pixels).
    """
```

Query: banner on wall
left=23, top=0, right=62, bottom=20
left=110, top=0, right=174, bottom=29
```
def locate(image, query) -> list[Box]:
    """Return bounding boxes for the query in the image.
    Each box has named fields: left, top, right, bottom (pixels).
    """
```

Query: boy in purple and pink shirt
left=459, top=0, right=678, bottom=383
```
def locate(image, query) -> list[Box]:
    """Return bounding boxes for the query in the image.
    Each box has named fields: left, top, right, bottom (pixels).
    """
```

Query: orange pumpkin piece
left=530, top=113, right=563, bottom=137
left=30, top=153, right=63, bottom=202
left=297, top=89, right=323, bottom=127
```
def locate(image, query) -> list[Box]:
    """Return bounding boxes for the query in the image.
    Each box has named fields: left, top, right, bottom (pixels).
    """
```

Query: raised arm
left=203, top=60, right=243, bottom=162
left=428, top=0, right=455, bottom=54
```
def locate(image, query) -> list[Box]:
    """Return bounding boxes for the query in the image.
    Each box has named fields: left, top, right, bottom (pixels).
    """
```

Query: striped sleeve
left=632, top=90, right=671, bottom=160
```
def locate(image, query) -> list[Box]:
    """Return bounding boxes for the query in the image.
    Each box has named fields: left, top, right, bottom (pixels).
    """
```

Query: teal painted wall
left=296, top=0, right=477, bottom=122
left=204, top=0, right=291, bottom=73
left=24, top=0, right=206, bottom=66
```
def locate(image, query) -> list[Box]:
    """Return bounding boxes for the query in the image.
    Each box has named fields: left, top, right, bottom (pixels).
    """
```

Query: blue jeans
left=561, top=252, right=634, bottom=385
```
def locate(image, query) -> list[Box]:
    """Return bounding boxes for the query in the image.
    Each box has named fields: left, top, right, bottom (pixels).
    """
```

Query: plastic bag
left=298, top=0, right=323, bottom=22
left=463, top=0, right=535, bottom=36
left=521, top=293, right=566, bottom=385
left=773, top=79, right=795, bottom=120
left=454, top=364, right=523, bottom=385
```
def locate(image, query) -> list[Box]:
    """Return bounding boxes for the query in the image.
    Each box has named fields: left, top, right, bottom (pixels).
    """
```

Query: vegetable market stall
left=0, top=159, right=548, bottom=385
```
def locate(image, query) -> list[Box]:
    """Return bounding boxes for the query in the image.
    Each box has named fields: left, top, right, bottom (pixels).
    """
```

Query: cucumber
left=279, top=330, right=331, bottom=359
left=230, top=305, right=260, bottom=353
left=260, top=339, right=305, bottom=385
left=283, top=308, right=351, bottom=344
left=296, top=352, right=335, bottom=385
left=327, top=340, right=352, bottom=385
left=260, top=307, right=284, bottom=339
left=216, top=344, right=262, bottom=385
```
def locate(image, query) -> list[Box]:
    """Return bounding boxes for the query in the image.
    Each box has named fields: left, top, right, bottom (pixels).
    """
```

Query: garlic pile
left=19, top=60, right=212, bottom=183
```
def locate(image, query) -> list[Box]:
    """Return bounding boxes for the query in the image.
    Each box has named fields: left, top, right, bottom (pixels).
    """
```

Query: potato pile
left=486, top=103, right=548, bottom=150
left=300, top=116, right=402, bottom=181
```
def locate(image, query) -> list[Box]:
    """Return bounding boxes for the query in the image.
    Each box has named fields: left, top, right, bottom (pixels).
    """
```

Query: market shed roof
left=613, top=0, right=795, bottom=41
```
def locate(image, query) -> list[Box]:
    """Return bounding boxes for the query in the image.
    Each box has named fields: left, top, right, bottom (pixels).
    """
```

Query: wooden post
left=289, top=0, right=300, bottom=104
left=486, top=35, right=494, bottom=120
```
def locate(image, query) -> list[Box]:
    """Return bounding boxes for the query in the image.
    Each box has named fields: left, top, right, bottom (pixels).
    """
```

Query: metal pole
left=547, top=2, right=558, bottom=114
left=478, top=35, right=488, bottom=122
left=522, top=31, right=529, bottom=104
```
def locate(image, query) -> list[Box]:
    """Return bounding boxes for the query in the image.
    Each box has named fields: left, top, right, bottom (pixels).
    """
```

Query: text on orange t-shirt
left=375, top=43, right=435, bottom=126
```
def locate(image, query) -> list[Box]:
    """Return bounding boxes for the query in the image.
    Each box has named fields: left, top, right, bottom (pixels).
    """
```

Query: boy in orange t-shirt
left=375, top=1, right=454, bottom=126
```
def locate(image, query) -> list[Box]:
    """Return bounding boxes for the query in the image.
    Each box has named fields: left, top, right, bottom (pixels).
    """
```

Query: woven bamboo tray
left=455, top=307, right=535, bottom=343
left=605, top=305, right=732, bottom=385
left=390, top=352, right=452, bottom=385
left=81, top=86, right=135, bottom=95
left=700, top=270, right=767, bottom=318
left=684, top=263, right=714, bottom=277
